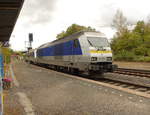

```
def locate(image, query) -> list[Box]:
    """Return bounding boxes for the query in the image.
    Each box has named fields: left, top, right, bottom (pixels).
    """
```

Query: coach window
left=73, top=39, right=79, bottom=48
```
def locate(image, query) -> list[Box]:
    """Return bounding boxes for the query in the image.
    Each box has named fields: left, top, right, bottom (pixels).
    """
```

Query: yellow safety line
left=90, top=50, right=112, bottom=53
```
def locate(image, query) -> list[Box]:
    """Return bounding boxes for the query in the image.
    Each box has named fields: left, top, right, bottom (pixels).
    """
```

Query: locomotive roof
left=52, top=30, right=103, bottom=42
left=38, top=31, right=104, bottom=49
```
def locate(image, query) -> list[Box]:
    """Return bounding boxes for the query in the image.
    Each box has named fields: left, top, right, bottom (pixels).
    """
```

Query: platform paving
left=4, top=60, right=150, bottom=115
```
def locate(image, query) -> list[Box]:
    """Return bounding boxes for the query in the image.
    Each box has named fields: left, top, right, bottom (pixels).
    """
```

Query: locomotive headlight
left=91, top=57, right=97, bottom=61
left=107, top=57, right=112, bottom=61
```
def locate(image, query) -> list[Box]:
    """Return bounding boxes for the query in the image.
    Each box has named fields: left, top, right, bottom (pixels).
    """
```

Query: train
left=26, top=31, right=117, bottom=75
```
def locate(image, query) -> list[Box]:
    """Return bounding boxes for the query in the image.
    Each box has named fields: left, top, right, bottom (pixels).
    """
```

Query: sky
left=9, top=0, right=150, bottom=51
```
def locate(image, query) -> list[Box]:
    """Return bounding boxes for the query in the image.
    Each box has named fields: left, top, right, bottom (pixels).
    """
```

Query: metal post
left=0, top=49, right=4, bottom=78
left=0, top=48, right=3, bottom=115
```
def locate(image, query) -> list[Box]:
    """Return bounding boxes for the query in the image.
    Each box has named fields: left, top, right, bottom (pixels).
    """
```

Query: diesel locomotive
left=26, top=31, right=117, bottom=75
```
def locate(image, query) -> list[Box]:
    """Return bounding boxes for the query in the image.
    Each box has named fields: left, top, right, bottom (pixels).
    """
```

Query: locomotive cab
left=83, top=33, right=117, bottom=74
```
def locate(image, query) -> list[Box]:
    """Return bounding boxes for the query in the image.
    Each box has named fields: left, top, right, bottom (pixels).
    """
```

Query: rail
left=114, top=68, right=150, bottom=78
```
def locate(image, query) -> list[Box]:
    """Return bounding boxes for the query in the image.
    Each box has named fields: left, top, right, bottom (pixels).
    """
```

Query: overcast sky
left=10, top=0, right=150, bottom=51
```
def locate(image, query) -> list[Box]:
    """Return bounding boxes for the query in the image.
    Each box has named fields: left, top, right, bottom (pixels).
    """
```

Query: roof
left=51, top=31, right=103, bottom=44
left=38, top=31, right=104, bottom=49
left=0, top=0, right=24, bottom=42
left=38, top=42, right=51, bottom=49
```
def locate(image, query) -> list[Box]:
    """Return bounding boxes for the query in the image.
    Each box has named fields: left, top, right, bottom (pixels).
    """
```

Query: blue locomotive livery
left=26, top=31, right=117, bottom=75
left=37, top=39, right=82, bottom=57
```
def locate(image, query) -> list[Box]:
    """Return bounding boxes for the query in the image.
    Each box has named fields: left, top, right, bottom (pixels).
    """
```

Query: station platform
left=4, top=60, right=150, bottom=115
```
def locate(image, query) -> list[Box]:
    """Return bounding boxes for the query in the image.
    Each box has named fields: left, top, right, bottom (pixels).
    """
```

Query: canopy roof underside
left=0, top=0, right=24, bottom=42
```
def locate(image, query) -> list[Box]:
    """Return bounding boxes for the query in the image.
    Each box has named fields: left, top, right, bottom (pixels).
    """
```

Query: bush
left=4, top=56, right=11, bottom=64
left=135, top=56, right=150, bottom=62
left=114, top=50, right=136, bottom=61
left=147, top=49, right=150, bottom=56
left=133, top=45, right=149, bottom=56
left=1, top=47, right=12, bottom=64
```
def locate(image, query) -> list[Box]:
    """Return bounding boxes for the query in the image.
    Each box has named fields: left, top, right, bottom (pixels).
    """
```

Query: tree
left=56, top=31, right=66, bottom=39
left=112, top=9, right=128, bottom=36
left=111, top=19, right=150, bottom=61
left=56, top=24, right=96, bottom=39
left=133, top=21, right=145, bottom=34
left=147, top=14, right=150, bottom=24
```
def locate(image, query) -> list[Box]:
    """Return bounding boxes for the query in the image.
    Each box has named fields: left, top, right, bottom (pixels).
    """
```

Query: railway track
left=99, top=78, right=150, bottom=95
left=114, top=68, right=150, bottom=78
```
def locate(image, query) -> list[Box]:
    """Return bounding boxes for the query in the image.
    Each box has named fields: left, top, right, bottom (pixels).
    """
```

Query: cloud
left=98, top=2, right=117, bottom=27
left=96, top=0, right=150, bottom=27
left=19, top=0, right=57, bottom=26
left=11, top=0, right=150, bottom=51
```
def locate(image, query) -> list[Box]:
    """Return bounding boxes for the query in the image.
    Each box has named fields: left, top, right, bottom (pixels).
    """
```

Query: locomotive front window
left=87, top=37, right=109, bottom=47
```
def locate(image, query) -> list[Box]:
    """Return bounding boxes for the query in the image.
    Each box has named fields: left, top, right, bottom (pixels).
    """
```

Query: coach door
left=72, top=39, right=81, bottom=63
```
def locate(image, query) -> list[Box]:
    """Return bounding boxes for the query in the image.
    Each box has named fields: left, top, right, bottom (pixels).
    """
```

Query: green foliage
left=114, top=50, right=136, bottom=61
left=135, top=56, right=150, bottom=62
left=111, top=20, right=150, bottom=62
left=1, top=47, right=13, bottom=64
left=56, top=24, right=96, bottom=39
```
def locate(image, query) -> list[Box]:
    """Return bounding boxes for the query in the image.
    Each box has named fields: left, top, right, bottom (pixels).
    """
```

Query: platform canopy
left=0, top=0, right=24, bottom=42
